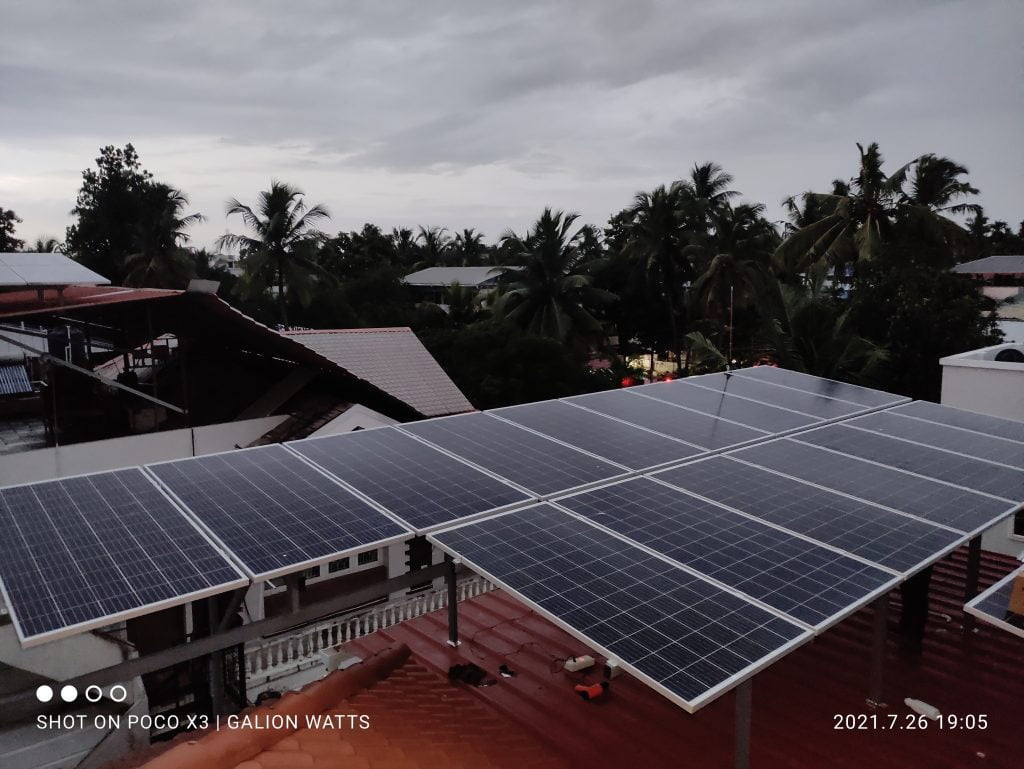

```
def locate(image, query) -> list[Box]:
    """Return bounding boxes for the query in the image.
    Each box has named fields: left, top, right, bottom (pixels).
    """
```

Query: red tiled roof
left=121, top=643, right=568, bottom=769
left=0, top=285, right=179, bottom=318
left=346, top=548, right=1023, bottom=769
left=282, top=328, right=473, bottom=417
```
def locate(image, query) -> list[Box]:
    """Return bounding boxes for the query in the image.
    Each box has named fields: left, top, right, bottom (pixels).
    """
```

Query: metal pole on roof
left=446, top=554, right=460, bottom=647
left=734, top=679, right=752, bottom=769
left=206, top=599, right=226, bottom=716
left=963, top=536, right=982, bottom=631
left=867, top=595, right=889, bottom=706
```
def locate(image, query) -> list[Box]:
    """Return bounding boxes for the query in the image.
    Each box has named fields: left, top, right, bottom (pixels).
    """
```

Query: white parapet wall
left=0, top=415, right=287, bottom=486
left=940, top=342, right=1024, bottom=557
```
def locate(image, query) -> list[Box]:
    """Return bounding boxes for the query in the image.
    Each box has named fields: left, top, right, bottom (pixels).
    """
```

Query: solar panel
left=891, top=401, right=1024, bottom=444
left=287, top=427, right=531, bottom=532
left=0, top=469, right=247, bottom=646
left=565, top=389, right=767, bottom=449
left=491, top=400, right=703, bottom=470
left=847, top=412, right=1024, bottom=471
left=731, top=366, right=906, bottom=409
left=683, top=372, right=863, bottom=420
left=430, top=504, right=810, bottom=712
left=554, top=478, right=896, bottom=630
left=653, top=457, right=963, bottom=574
left=146, top=445, right=409, bottom=580
left=631, top=381, right=817, bottom=432
left=796, top=425, right=1024, bottom=501
left=964, top=564, right=1024, bottom=639
left=732, top=439, right=1015, bottom=534
left=398, top=412, right=627, bottom=496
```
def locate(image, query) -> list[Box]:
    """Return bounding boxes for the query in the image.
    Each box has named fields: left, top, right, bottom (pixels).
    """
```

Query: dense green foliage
left=1, top=207, right=24, bottom=252
left=31, top=141, right=1014, bottom=407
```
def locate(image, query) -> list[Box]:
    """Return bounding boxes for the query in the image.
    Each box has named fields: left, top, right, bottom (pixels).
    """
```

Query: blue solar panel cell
left=147, top=445, right=409, bottom=579
left=653, top=457, right=963, bottom=574
left=731, top=366, right=904, bottom=408
left=287, top=427, right=531, bottom=531
left=399, top=412, right=627, bottom=496
left=732, top=439, right=1013, bottom=533
left=683, top=372, right=863, bottom=419
left=431, top=504, right=809, bottom=710
left=556, top=478, right=895, bottom=628
left=849, top=412, right=1024, bottom=470
left=491, top=400, right=702, bottom=470
left=797, top=425, right=1024, bottom=501
left=891, top=401, right=1024, bottom=444
left=0, top=469, right=246, bottom=645
left=565, top=389, right=766, bottom=450
left=633, top=381, right=818, bottom=432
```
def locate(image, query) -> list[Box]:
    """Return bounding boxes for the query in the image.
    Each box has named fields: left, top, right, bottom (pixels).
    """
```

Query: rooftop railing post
left=734, top=679, right=752, bottom=769
left=446, top=554, right=460, bottom=647
left=964, top=536, right=982, bottom=631
left=868, top=594, right=889, bottom=706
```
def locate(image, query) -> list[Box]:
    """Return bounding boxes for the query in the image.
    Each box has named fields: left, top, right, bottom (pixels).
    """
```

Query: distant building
left=402, top=265, right=509, bottom=306
left=940, top=340, right=1024, bottom=556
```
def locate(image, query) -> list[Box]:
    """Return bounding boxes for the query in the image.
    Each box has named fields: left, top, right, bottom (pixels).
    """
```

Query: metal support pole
left=445, top=554, right=460, bottom=647
left=868, top=595, right=889, bottom=706
left=964, top=536, right=981, bottom=631
left=206, top=600, right=226, bottom=716
left=734, top=679, right=752, bottom=769
left=287, top=574, right=302, bottom=614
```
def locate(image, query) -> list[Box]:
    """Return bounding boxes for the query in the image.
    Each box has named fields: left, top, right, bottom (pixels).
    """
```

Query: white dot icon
left=60, top=685, right=78, bottom=703
left=36, top=685, right=54, bottom=703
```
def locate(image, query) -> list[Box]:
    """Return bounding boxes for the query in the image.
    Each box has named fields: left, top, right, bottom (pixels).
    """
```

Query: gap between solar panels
left=964, top=563, right=1024, bottom=639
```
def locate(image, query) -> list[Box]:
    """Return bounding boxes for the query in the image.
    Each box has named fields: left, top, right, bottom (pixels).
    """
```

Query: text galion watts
left=226, top=714, right=370, bottom=729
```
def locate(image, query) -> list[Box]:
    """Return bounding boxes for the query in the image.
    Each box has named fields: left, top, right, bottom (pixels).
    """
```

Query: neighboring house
left=401, top=265, right=509, bottom=306
left=954, top=255, right=1024, bottom=339
left=940, top=340, right=1024, bottom=556
left=282, top=328, right=473, bottom=419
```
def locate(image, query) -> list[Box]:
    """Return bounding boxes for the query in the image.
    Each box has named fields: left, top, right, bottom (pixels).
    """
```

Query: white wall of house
left=0, top=415, right=287, bottom=486
left=940, top=342, right=1024, bottom=557
left=308, top=404, right=397, bottom=437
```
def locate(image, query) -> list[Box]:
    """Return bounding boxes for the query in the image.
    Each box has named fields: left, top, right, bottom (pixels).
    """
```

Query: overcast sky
left=1, top=0, right=1021, bottom=249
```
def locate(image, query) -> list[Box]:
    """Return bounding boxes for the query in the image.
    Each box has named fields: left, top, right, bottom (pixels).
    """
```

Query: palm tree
left=690, top=203, right=778, bottom=355
left=123, top=184, right=203, bottom=288
left=496, top=209, right=614, bottom=345
left=450, top=228, right=487, bottom=266
left=681, top=162, right=739, bottom=233
left=621, top=185, right=691, bottom=371
left=414, top=226, right=451, bottom=269
left=774, top=143, right=978, bottom=279
left=31, top=236, right=62, bottom=253
left=217, top=182, right=330, bottom=326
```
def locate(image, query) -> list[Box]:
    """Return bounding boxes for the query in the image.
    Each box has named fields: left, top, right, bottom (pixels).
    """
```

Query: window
left=301, top=566, right=320, bottom=580
left=1013, top=510, right=1024, bottom=539
left=357, top=549, right=379, bottom=566
left=328, top=557, right=350, bottom=573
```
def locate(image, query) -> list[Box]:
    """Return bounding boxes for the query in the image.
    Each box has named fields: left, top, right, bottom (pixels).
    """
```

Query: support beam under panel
left=446, top=554, right=460, bottom=647
left=964, top=536, right=981, bottom=631
left=867, top=594, right=889, bottom=706
left=734, top=679, right=752, bottom=769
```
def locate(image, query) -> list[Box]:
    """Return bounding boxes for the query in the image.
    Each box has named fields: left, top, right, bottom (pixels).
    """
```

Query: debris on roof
left=283, top=328, right=473, bottom=417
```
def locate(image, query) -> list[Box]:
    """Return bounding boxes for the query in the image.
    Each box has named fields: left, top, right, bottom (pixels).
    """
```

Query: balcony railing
left=245, top=575, right=495, bottom=684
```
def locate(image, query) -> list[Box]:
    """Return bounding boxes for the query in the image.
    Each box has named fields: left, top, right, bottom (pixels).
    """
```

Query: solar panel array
left=286, top=427, right=530, bottom=532
left=146, top=444, right=409, bottom=579
left=964, top=564, right=1024, bottom=639
left=431, top=504, right=811, bottom=711
left=398, top=412, right=628, bottom=496
left=0, top=469, right=247, bottom=646
left=2, top=365, right=1021, bottom=719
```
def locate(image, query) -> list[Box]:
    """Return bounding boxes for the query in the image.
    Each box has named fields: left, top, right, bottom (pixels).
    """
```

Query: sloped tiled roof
left=953, top=255, right=1024, bottom=274
left=283, top=328, right=473, bottom=417
left=119, top=643, right=568, bottom=769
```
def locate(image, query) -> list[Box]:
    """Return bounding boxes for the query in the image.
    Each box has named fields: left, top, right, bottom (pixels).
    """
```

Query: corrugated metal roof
left=283, top=328, right=474, bottom=417
left=402, top=266, right=510, bottom=287
left=0, top=362, right=32, bottom=396
left=0, top=252, right=110, bottom=287
left=0, top=285, right=179, bottom=319
left=953, top=255, right=1024, bottom=274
